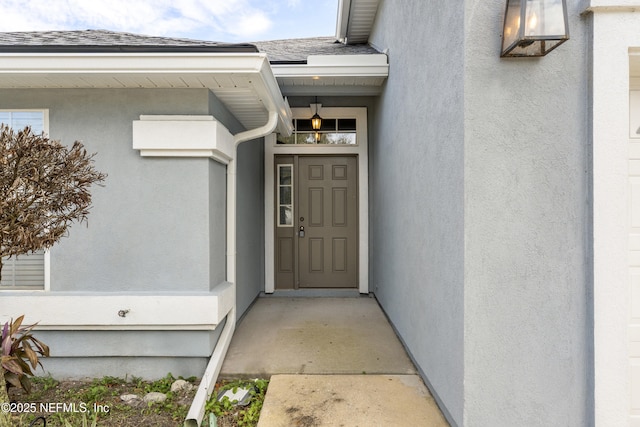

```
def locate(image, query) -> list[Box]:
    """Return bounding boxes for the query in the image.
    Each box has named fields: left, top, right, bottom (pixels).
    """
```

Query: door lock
left=299, top=226, right=305, bottom=238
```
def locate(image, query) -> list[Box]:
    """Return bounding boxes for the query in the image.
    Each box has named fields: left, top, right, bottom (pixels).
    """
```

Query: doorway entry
left=275, top=155, right=358, bottom=289
left=264, top=107, right=369, bottom=293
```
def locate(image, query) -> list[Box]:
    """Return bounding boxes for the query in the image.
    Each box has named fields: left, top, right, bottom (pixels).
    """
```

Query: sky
left=0, top=0, right=340, bottom=42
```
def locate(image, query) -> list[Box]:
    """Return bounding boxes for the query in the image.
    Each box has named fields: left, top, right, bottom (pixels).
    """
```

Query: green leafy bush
left=1, top=315, right=49, bottom=392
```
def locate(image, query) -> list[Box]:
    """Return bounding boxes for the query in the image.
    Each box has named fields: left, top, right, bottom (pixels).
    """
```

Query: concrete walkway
left=220, top=296, right=449, bottom=426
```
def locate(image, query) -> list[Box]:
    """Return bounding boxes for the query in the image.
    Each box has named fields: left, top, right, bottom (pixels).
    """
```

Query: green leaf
left=4, top=372, right=21, bottom=389
left=31, top=336, right=50, bottom=356
left=19, top=373, right=32, bottom=393
left=2, top=357, right=23, bottom=375
left=1, top=333, right=11, bottom=357
left=9, top=315, right=24, bottom=335
left=22, top=340, right=38, bottom=369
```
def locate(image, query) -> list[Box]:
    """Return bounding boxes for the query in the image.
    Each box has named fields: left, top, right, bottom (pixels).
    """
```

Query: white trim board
left=264, top=107, right=369, bottom=294
left=0, top=282, right=235, bottom=330
left=591, top=8, right=640, bottom=426
left=271, top=54, right=388, bottom=78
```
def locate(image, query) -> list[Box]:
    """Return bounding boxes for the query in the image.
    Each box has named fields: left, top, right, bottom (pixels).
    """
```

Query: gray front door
left=275, top=155, right=358, bottom=289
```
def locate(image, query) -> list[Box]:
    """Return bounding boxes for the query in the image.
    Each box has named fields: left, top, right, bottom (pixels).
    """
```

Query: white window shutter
left=0, top=251, right=45, bottom=288
left=0, top=110, right=47, bottom=290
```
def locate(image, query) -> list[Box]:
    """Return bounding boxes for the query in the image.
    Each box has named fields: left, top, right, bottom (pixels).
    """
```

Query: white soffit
left=336, top=0, right=380, bottom=45
left=271, top=54, right=388, bottom=96
left=0, top=52, right=292, bottom=134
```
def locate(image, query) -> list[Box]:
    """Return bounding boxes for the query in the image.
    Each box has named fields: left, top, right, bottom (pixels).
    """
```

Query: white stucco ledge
left=132, top=115, right=235, bottom=164
left=585, top=1, right=640, bottom=11
left=0, top=282, right=234, bottom=331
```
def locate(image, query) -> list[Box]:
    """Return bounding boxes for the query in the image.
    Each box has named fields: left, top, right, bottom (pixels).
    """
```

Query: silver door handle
left=299, top=226, right=305, bottom=237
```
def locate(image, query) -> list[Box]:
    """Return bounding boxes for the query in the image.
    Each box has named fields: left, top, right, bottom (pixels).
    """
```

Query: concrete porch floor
left=220, top=296, right=449, bottom=426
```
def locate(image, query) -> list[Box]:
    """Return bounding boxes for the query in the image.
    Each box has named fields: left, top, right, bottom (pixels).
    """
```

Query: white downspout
left=227, top=110, right=279, bottom=283
left=185, top=110, right=279, bottom=427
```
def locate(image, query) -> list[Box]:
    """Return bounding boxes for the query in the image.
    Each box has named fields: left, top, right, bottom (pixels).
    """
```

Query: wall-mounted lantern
left=501, top=0, right=569, bottom=57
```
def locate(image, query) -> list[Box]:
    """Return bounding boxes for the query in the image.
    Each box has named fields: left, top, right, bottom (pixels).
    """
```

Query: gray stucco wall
left=368, top=1, right=466, bottom=424
left=369, top=0, right=592, bottom=426
left=0, top=88, right=245, bottom=378
left=235, top=138, right=266, bottom=317
left=463, top=1, right=592, bottom=426
left=0, top=88, right=226, bottom=292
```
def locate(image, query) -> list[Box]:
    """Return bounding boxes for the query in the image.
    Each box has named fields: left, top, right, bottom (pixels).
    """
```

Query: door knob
left=299, top=226, right=305, bottom=238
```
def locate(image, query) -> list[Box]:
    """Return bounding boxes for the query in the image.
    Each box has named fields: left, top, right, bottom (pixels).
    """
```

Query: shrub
left=1, top=315, right=49, bottom=393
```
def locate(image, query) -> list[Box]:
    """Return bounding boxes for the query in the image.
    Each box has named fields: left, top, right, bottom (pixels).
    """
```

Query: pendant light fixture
left=311, top=96, right=322, bottom=131
left=311, top=96, right=322, bottom=143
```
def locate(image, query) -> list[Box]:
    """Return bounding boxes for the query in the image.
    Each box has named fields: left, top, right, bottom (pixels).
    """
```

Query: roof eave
left=271, top=54, right=388, bottom=78
left=270, top=54, right=388, bottom=97
left=0, top=51, right=292, bottom=135
left=334, top=0, right=380, bottom=45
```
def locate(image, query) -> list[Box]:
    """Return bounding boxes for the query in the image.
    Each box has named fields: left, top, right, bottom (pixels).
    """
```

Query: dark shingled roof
left=253, top=36, right=381, bottom=63
left=0, top=29, right=258, bottom=53
left=0, top=31, right=380, bottom=62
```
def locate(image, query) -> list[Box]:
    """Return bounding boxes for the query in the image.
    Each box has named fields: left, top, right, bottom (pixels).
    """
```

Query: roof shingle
left=0, top=30, right=381, bottom=62
left=0, top=29, right=257, bottom=53
left=253, top=36, right=380, bottom=63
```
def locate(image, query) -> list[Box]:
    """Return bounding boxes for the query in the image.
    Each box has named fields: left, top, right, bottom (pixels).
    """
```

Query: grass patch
left=7, top=373, right=197, bottom=427
left=7, top=375, right=269, bottom=426
left=203, top=379, right=269, bottom=427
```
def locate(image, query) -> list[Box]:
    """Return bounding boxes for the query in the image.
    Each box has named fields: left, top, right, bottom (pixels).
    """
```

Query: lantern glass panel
left=524, top=0, right=566, bottom=37
left=503, top=0, right=523, bottom=50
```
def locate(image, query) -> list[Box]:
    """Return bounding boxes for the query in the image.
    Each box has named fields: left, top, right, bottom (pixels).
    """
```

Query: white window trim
left=264, top=107, right=369, bottom=294
left=0, top=109, right=51, bottom=292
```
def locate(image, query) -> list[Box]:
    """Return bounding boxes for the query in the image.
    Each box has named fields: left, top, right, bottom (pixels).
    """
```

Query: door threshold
left=261, top=289, right=366, bottom=298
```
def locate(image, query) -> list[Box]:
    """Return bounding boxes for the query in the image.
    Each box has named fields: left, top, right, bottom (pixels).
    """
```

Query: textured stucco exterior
left=236, top=138, right=266, bottom=317
left=369, top=0, right=592, bottom=425
left=463, top=0, right=592, bottom=426
left=0, top=88, right=264, bottom=378
left=368, top=1, right=466, bottom=424
left=0, top=88, right=222, bottom=293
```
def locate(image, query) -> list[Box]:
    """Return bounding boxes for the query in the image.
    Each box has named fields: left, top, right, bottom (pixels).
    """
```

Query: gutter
left=184, top=111, right=280, bottom=427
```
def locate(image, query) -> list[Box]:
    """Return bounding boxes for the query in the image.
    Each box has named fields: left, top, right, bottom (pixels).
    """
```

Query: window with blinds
left=1, top=110, right=47, bottom=290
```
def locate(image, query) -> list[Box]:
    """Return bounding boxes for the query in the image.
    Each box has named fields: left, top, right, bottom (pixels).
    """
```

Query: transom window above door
left=277, top=118, right=357, bottom=145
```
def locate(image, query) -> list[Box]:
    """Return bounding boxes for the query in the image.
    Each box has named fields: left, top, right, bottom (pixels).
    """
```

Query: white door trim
left=591, top=8, right=640, bottom=426
left=264, top=107, right=369, bottom=293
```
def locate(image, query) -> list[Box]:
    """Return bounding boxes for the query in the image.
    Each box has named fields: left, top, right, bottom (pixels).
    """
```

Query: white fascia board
left=0, top=282, right=235, bottom=330
left=254, top=58, right=294, bottom=135
left=271, top=54, right=389, bottom=78
left=0, top=52, right=269, bottom=74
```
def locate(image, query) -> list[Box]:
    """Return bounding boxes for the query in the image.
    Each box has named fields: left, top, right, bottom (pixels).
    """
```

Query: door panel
left=298, top=156, right=357, bottom=288
left=274, top=155, right=358, bottom=289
